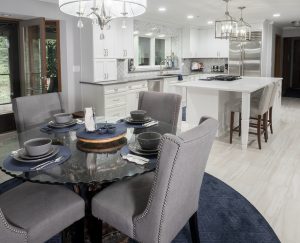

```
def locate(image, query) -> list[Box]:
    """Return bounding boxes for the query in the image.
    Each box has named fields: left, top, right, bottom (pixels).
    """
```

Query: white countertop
left=174, top=76, right=283, bottom=93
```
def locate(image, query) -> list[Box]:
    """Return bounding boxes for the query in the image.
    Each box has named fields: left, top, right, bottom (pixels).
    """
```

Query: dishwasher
left=147, top=79, right=164, bottom=92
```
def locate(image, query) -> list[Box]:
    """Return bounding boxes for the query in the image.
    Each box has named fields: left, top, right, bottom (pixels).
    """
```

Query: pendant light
left=59, top=0, right=147, bottom=38
left=215, top=0, right=238, bottom=40
left=235, top=7, right=251, bottom=41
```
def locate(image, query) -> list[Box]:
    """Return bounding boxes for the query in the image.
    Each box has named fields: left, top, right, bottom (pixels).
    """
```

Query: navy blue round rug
left=0, top=173, right=280, bottom=243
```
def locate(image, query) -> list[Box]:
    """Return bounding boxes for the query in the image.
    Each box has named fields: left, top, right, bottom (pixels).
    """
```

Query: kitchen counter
left=174, top=76, right=283, bottom=150
left=174, top=76, right=282, bottom=93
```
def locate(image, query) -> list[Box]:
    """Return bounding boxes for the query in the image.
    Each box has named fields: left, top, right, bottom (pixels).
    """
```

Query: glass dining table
left=0, top=117, right=174, bottom=186
left=0, top=116, right=173, bottom=242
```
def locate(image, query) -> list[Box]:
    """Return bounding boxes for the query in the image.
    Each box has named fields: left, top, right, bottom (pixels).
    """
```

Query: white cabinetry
left=115, top=20, right=134, bottom=59
left=126, top=81, right=148, bottom=115
left=182, top=28, right=229, bottom=58
left=94, top=59, right=117, bottom=82
left=81, top=81, right=148, bottom=118
left=93, top=24, right=116, bottom=58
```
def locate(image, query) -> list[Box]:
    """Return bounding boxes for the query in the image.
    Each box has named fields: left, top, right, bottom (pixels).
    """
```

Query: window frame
left=134, top=36, right=167, bottom=68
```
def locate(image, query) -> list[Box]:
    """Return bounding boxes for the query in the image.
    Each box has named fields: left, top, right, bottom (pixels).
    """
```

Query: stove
left=200, top=75, right=241, bottom=81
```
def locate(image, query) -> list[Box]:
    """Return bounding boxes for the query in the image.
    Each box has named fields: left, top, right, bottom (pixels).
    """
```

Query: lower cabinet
left=81, top=81, right=148, bottom=118
left=126, top=81, right=148, bottom=115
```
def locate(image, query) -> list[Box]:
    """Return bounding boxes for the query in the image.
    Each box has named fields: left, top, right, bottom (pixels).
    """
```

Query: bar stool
left=268, top=82, right=279, bottom=134
left=229, top=83, right=275, bottom=149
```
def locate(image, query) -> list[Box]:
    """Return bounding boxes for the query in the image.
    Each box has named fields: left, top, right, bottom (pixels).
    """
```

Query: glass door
left=0, top=35, right=11, bottom=105
left=19, top=18, right=47, bottom=96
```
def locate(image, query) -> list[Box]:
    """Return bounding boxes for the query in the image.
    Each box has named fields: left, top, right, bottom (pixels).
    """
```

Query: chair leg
left=263, top=112, right=268, bottom=143
left=189, top=212, right=201, bottom=243
left=257, top=115, right=262, bottom=150
left=239, top=112, right=242, bottom=137
left=269, top=107, right=273, bottom=134
left=230, top=112, right=234, bottom=144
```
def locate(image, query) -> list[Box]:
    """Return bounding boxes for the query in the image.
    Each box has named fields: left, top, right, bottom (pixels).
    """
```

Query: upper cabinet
left=93, top=23, right=116, bottom=58
left=182, top=27, right=229, bottom=59
left=115, top=20, right=134, bottom=59
left=82, top=18, right=134, bottom=60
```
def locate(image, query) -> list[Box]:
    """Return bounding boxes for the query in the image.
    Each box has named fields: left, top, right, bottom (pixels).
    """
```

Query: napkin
left=85, top=107, right=96, bottom=132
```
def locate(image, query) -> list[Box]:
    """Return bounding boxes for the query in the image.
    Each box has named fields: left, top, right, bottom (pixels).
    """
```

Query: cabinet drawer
left=105, top=94, right=127, bottom=108
left=105, top=106, right=127, bottom=118
left=104, top=84, right=128, bottom=95
left=128, top=81, right=148, bottom=90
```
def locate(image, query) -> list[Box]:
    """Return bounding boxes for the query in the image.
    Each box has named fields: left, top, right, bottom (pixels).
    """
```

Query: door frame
left=45, top=20, right=62, bottom=92
left=19, top=17, right=47, bottom=96
left=274, top=34, right=282, bottom=78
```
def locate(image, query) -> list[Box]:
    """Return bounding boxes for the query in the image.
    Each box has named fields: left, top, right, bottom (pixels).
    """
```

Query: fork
left=30, top=156, right=64, bottom=171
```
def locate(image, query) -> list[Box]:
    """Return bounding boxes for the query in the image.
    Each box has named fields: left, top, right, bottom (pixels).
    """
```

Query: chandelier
left=59, top=0, right=147, bottom=35
left=215, top=0, right=238, bottom=40
left=234, top=7, right=251, bottom=41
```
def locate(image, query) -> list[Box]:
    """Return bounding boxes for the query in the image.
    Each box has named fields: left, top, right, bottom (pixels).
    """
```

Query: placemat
left=76, top=123, right=127, bottom=141
left=40, top=123, right=84, bottom=134
left=2, top=146, right=71, bottom=172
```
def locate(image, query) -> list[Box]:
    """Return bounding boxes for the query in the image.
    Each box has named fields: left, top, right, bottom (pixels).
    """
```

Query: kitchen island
left=174, top=77, right=283, bottom=149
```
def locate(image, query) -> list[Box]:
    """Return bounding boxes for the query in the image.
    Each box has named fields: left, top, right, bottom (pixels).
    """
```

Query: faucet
left=160, top=56, right=172, bottom=75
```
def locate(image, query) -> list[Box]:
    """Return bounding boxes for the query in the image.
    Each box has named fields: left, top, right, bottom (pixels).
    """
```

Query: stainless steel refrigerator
left=229, top=32, right=262, bottom=77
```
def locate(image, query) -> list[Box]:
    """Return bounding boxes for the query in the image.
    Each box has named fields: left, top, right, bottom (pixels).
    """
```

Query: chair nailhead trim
left=133, top=136, right=181, bottom=243
left=0, top=210, right=28, bottom=243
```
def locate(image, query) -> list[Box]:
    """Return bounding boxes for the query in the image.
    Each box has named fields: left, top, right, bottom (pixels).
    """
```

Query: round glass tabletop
left=0, top=117, right=174, bottom=186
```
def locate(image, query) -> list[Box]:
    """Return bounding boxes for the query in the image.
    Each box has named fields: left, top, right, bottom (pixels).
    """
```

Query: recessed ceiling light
left=151, top=27, right=158, bottom=30
left=273, top=13, right=281, bottom=17
left=207, top=21, right=214, bottom=25
left=133, top=31, right=139, bottom=35
left=145, top=32, right=153, bottom=36
left=158, top=7, right=166, bottom=12
left=187, top=15, right=194, bottom=19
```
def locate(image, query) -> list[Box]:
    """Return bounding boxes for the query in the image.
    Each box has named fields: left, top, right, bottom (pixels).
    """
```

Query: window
left=135, top=36, right=166, bottom=67
left=138, top=37, right=151, bottom=66
left=0, top=36, right=11, bottom=105
left=155, top=39, right=165, bottom=65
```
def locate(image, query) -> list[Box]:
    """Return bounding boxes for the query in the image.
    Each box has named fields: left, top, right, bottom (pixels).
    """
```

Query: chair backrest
left=133, top=117, right=218, bottom=243
left=257, top=83, right=275, bottom=115
left=269, top=82, right=279, bottom=108
left=0, top=208, right=28, bottom=243
left=138, top=91, right=182, bottom=134
left=12, top=93, right=63, bottom=133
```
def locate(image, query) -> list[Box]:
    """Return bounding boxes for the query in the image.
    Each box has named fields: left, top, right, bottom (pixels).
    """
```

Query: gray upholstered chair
left=0, top=182, right=85, bottom=243
left=229, top=83, right=275, bottom=149
left=12, top=92, right=63, bottom=132
left=92, top=117, right=218, bottom=243
left=138, top=91, right=182, bottom=134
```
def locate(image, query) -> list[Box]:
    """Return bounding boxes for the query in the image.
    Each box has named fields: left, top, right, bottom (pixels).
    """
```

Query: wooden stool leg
left=230, top=112, right=234, bottom=144
left=239, top=112, right=242, bottom=137
left=257, top=115, right=262, bottom=150
left=263, top=112, right=268, bottom=142
left=269, top=107, right=273, bottom=134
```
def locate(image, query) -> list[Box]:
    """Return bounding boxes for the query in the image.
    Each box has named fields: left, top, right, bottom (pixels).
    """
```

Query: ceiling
left=39, top=0, right=300, bottom=28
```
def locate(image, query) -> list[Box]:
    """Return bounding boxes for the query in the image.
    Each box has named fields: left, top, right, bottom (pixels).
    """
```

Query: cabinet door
left=127, top=91, right=140, bottom=115
left=94, top=60, right=105, bottom=81
left=105, top=60, right=117, bottom=81
left=93, top=26, right=106, bottom=58
left=93, top=24, right=116, bottom=58
left=115, top=19, right=134, bottom=59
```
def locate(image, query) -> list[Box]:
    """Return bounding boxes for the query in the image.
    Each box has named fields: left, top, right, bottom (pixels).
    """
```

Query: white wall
left=261, top=20, right=283, bottom=77
left=1, top=0, right=82, bottom=112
